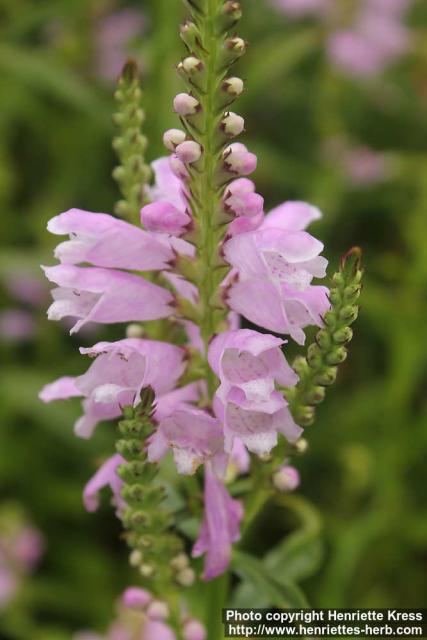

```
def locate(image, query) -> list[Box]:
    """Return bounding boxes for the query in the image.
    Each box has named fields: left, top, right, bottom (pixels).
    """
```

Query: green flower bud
left=180, top=21, right=201, bottom=51
left=326, top=347, right=347, bottom=366
left=333, top=326, right=353, bottom=344
left=307, top=344, right=323, bottom=369
left=339, top=305, right=359, bottom=324
left=216, top=2, right=242, bottom=33
left=314, top=366, right=337, bottom=386
left=316, top=329, right=332, bottom=350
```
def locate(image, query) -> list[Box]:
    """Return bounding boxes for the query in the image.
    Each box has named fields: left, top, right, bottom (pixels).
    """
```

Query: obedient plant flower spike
left=174, top=0, right=247, bottom=396
left=112, top=60, right=151, bottom=224
left=284, top=247, right=363, bottom=428
left=115, top=388, right=183, bottom=590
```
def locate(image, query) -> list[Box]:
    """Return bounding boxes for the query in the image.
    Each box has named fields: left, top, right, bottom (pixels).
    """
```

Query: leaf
left=232, top=550, right=309, bottom=608
left=266, top=534, right=324, bottom=584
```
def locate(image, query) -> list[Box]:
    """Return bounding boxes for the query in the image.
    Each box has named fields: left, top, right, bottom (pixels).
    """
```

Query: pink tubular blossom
left=145, top=157, right=188, bottom=211
left=40, top=339, right=185, bottom=438
left=192, top=463, right=243, bottom=580
left=209, top=329, right=301, bottom=455
left=148, top=408, right=224, bottom=475
left=47, top=209, right=173, bottom=270
left=273, top=465, right=300, bottom=492
left=83, top=453, right=125, bottom=513
left=42, top=264, right=174, bottom=334
left=141, top=201, right=192, bottom=236
left=223, top=201, right=329, bottom=344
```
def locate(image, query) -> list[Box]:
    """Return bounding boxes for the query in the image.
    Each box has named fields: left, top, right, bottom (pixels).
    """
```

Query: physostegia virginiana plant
left=40, top=1, right=362, bottom=638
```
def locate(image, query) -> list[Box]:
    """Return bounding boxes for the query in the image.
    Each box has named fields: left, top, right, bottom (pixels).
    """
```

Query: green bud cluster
left=112, top=60, right=151, bottom=225
left=116, top=387, right=183, bottom=588
left=284, top=247, right=363, bottom=428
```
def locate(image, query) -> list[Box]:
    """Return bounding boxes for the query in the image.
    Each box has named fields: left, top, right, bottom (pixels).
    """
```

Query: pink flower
left=83, top=453, right=125, bottom=513
left=192, top=463, right=243, bottom=580
left=343, top=146, right=387, bottom=186
left=223, top=201, right=329, bottom=344
left=47, top=209, right=173, bottom=270
left=40, top=339, right=185, bottom=438
left=145, top=157, right=188, bottom=212
left=141, top=201, right=192, bottom=236
left=223, top=143, right=257, bottom=176
left=0, top=309, right=35, bottom=342
left=95, top=9, right=145, bottom=83
left=270, top=0, right=329, bottom=18
left=42, top=264, right=174, bottom=334
left=142, top=620, right=176, bottom=640
left=209, top=329, right=301, bottom=455
left=183, top=620, right=207, bottom=640
left=223, top=178, right=265, bottom=236
left=148, top=407, right=224, bottom=475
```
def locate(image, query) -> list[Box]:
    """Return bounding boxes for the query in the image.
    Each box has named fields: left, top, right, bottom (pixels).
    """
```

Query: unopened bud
left=221, top=112, right=245, bottom=138
left=326, top=346, right=347, bottom=365
left=170, top=155, right=190, bottom=180
left=333, top=326, right=353, bottom=344
left=182, top=56, right=204, bottom=75
left=314, top=366, right=337, bottom=386
left=146, top=599, right=169, bottom=620
left=225, top=37, right=246, bottom=56
left=163, top=128, right=186, bottom=151
left=171, top=553, right=190, bottom=571
left=140, top=564, right=155, bottom=578
left=223, top=143, right=257, bottom=176
left=223, top=77, right=244, bottom=97
left=129, top=550, right=143, bottom=567
left=183, top=619, right=207, bottom=640
left=176, top=140, right=202, bottom=164
left=176, top=567, right=196, bottom=587
left=180, top=21, right=200, bottom=50
left=293, top=438, right=309, bottom=455
left=173, top=93, right=200, bottom=116
left=126, top=323, right=144, bottom=338
left=273, top=466, right=300, bottom=493
left=122, top=586, right=152, bottom=610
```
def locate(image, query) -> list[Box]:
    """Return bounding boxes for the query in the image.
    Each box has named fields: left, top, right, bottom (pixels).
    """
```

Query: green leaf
left=232, top=550, right=309, bottom=608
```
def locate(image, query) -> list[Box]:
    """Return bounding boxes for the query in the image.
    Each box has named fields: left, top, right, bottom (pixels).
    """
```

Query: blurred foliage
left=1, top=0, right=427, bottom=637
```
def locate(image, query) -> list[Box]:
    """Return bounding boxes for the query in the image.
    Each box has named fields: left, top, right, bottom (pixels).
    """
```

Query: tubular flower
left=83, top=453, right=125, bottom=513
left=40, top=339, right=185, bottom=438
left=42, top=264, right=174, bottom=333
left=223, top=201, right=330, bottom=344
left=192, top=463, right=243, bottom=580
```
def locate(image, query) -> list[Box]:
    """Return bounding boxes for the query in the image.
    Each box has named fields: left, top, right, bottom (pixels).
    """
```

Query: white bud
left=163, top=128, right=186, bottom=151
left=273, top=466, right=300, bottom=493
left=224, top=77, right=244, bottom=96
left=171, top=553, right=190, bottom=571
left=140, top=564, right=155, bottom=578
left=176, top=567, right=196, bottom=587
left=221, top=112, right=245, bottom=137
left=129, top=550, right=142, bottom=567
left=182, top=56, right=204, bottom=75
left=173, top=93, right=200, bottom=116
left=146, top=599, right=170, bottom=620
left=176, top=140, right=202, bottom=164
left=227, top=37, right=246, bottom=55
left=126, top=323, right=145, bottom=338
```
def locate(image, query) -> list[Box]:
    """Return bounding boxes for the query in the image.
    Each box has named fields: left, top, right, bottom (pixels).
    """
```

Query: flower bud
left=333, top=326, right=353, bottom=344
left=183, top=619, right=207, bottom=640
left=219, top=2, right=242, bottom=30
left=225, top=37, right=246, bottom=56
left=140, top=564, right=155, bottom=578
left=223, top=77, right=244, bottom=97
left=224, top=179, right=264, bottom=217
left=176, top=567, right=196, bottom=586
left=293, top=437, right=309, bottom=455
left=126, top=323, right=145, bottom=338
left=273, top=466, right=300, bottom=493
left=221, top=112, right=245, bottom=138
left=171, top=552, right=190, bottom=571
left=181, top=56, right=204, bottom=75
left=326, top=346, right=347, bottom=365
left=146, top=600, right=170, bottom=621
left=169, top=154, right=190, bottom=180
left=180, top=21, right=201, bottom=50
left=223, top=143, right=257, bottom=176
left=176, top=141, right=202, bottom=164
left=163, top=128, right=186, bottom=151
left=314, top=366, right=337, bottom=386
left=141, top=201, right=192, bottom=237
left=173, top=93, right=200, bottom=116
left=122, top=587, right=152, bottom=610
left=129, top=550, right=143, bottom=567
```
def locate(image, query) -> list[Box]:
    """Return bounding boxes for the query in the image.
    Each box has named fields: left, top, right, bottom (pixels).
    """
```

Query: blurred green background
left=1, top=0, right=427, bottom=637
